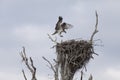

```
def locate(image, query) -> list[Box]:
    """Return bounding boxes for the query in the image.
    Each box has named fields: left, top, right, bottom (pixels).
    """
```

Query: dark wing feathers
left=61, top=22, right=73, bottom=29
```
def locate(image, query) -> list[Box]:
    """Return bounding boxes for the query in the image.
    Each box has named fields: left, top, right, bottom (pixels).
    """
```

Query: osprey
left=52, top=16, right=73, bottom=37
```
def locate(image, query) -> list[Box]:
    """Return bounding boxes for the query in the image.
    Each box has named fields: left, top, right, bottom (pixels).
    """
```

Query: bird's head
left=58, top=16, right=63, bottom=20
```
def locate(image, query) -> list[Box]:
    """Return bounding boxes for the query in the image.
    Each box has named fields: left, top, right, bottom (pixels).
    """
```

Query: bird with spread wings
left=52, top=16, right=73, bottom=37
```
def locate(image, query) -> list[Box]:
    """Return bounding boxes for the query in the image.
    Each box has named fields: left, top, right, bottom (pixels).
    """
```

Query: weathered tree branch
left=22, top=69, right=27, bottom=80
left=42, top=57, right=56, bottom=73
left=90, top=11, right=98, bottom=43
left=80, top=71, right=83, bottom=80
left=48, top=34, right=58, bottom=44
left=88, top=74, right=93, bottom=80
left=30, top=57, right=37, bottom=80
left=42, top=56, right=59, bottom=80
left=20, top=47, right=37, bottom=80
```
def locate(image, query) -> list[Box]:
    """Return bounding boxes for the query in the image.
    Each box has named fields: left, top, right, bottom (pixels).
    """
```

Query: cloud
left=105, top=67, right=120, bottom=80
left=0, top=72, right=22, bottom=80
left=13, top=25, right=51, bottom=43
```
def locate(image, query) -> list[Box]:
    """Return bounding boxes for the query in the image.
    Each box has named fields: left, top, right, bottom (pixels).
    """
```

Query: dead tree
left=44, top=11, right=99, bottom=80
left=20, top=47, right=37, bottom=80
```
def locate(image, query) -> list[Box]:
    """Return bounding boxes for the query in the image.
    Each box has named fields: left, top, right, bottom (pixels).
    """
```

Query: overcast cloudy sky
left=0, top=0, right=120, bottom=80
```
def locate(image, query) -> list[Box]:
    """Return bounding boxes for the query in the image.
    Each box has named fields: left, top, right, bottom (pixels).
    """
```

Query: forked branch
left=20, top=47, right=37, bottom=80
left=42, top=56, right=56, bottom=73
left=90, top=11, right=99, bottom=43
left=42, top=56, right=59, bottom=80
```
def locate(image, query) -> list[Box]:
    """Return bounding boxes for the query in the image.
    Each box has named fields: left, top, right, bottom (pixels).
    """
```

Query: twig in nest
left=90, top=11, right=99, bottom=43
left=20, top=47, right=37, bottom=80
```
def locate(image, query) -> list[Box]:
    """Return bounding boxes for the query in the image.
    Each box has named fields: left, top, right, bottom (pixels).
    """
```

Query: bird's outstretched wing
left=61, top=22, right=73, bottom=29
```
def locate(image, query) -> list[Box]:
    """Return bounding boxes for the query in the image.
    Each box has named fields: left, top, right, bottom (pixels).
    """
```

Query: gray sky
left=0, top=0, right=120, bottom=80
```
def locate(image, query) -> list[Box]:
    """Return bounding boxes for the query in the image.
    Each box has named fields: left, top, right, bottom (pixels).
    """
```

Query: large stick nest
left=56, top=40, right=96, bottom=74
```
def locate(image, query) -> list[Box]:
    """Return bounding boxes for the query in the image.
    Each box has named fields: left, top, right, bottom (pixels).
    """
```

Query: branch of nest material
left=20, top=47, right=37, bottom=80
left=47, top=34, right=58, bottom=44
left=90, top=11, right=99, bottom=43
